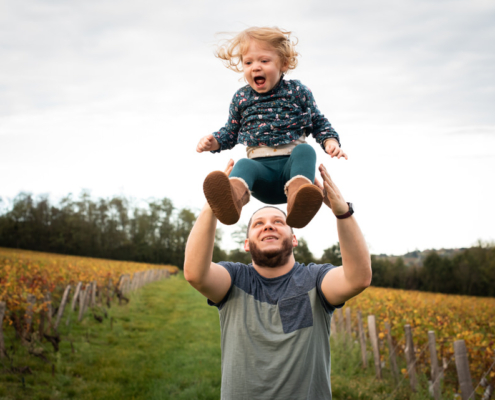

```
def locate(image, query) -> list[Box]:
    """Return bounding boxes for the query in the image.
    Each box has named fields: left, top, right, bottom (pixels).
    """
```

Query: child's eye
left=245, top=61, right=252, bottom=65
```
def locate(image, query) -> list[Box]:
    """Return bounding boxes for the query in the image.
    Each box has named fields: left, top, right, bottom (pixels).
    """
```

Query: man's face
left=244, top=208, right=297, bottom=268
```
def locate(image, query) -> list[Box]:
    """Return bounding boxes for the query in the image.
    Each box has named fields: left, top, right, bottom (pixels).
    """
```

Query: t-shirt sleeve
left=207, top=262, right=241, bottom=309
left=316, top=263, right=345, bottom=314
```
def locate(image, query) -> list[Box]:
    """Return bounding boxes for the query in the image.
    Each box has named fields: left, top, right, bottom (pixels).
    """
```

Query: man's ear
left=292, top=234, right=298, bottom=248
left=244, top=238, right=250, bottom=252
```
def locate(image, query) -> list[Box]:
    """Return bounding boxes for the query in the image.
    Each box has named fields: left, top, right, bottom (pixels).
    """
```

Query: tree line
left=1, top=192, right=493, bottom=297
left=0, top=192, right=202, bottom=269
left=370, top=245, right=495, bottom=297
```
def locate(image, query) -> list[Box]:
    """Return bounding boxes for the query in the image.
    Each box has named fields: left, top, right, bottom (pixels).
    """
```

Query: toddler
left=197, top=27, right=347, bottom=228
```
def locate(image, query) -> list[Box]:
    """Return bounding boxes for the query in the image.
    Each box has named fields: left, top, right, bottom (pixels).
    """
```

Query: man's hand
left=315, top=164, right=349, bottom=216
left=324, top=138, right=348, bottom=160
left=197, top=134, right=220, bottom=153
left=224, top=159, right=234, bottom=176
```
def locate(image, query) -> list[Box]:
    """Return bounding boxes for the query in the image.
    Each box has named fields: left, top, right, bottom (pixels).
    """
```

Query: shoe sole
left=286, top=185, right=323, bottom=228
left=203, top=171, right=240, bottom=225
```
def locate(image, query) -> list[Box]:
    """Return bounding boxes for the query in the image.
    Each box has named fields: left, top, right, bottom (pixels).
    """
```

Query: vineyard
left=0, top=247, right=178, bottom=353
left=339, top=286, right=495, bottom=398
left=2, top=247, right=495, bottom=398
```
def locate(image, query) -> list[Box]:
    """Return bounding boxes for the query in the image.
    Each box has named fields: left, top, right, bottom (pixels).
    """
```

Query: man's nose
left=262, top=223, right=274, bottom=231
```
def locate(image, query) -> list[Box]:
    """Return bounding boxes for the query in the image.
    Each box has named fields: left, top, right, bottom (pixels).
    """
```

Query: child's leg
left=231, top=157, right=288, bottom=204
left=282, top=143, right=317, bottom=183
left=282, top=144, right=323, bottom=228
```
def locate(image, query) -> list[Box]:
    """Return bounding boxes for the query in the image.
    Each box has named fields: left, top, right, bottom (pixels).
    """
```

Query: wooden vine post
left=39, top=292, right=52, bottom=337
left=357, top=310, right=367, bottom=368
left=78, top=286, right=88, bottom=322
left=91, top=281, right=97, bottom=307
left=25, top=294, right=36, bottom=339
left=428, top=331, right=441, bottom=400
left=454, top=340, right=475, bottom=400
left=0, top=301, right=6, bottom=359
left=336, top=308, right=344, bottom=338
left=331, top=316, right=337, bottom=335
left=368, top=314, right=382, bottom=379
left=385, top=321, right=400, bottom=383
left=404, top=324, right=418, bottom=392
left=71, top=282, right=82, bottom=311
left=54, top=285, right=71, bottom=331
left=345, top=307, right=352, bottom=341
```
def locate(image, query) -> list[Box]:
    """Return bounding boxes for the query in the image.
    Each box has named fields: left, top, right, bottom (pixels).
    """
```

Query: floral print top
left=211, top=78, right=340, bottom=153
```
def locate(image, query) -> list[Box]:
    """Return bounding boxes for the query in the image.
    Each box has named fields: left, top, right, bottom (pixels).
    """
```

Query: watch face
left=348, top=202, right=354, bottom=213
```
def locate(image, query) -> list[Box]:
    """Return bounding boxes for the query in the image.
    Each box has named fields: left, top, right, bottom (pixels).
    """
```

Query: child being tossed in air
left=197, top=27, right=347, bottom=228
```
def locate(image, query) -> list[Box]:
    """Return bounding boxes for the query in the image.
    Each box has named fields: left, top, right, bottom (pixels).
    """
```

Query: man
left=184, top=160, right=371, bottom=400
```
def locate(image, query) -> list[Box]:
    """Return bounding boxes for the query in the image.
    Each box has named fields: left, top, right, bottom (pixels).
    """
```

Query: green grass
left=0, top=275, right=449, bottom=399
left=0, top=275, right=222, bottom=400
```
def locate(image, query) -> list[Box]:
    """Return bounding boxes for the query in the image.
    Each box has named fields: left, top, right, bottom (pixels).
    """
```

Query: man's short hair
left=246, top=206, right=293, bottom=238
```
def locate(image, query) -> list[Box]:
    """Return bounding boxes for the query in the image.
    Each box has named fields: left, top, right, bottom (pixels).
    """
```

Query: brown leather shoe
left=203, top=172, right=250, bottom=225
left=285, top=176, right=323, bottom=228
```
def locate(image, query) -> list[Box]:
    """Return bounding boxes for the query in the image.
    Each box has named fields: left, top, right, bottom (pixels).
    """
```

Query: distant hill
left=373, top=247, right=468, bottom=267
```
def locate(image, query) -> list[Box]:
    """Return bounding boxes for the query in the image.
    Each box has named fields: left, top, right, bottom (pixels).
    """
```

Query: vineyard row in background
left=0, top=247, right=178, bottom=366
left=332, top=306, right=495, bottom=400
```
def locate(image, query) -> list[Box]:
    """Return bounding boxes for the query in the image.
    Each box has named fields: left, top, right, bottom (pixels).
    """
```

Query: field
left=345, top=286, right=495, bottom=394
left=1, top=248, right=494, bottom=398
left=0, top=247, right=178, bottom=331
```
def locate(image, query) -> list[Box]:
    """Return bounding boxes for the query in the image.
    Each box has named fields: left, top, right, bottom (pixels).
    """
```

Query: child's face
left=242, top=40, right=288, bottom=94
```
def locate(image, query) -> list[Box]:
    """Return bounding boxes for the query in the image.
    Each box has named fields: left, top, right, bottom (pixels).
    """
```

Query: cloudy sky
left=1, top=0, right=494, bottom=258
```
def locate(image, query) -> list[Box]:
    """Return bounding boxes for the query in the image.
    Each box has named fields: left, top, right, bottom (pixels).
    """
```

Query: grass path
left=1, top=275, right=222, bottom=400
left=1, top=275, right=433, bottom=400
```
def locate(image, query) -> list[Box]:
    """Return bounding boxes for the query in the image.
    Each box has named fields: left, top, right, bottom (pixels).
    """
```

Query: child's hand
left=197, top=134, right=220, bottom=153
left=324, top=139, right=348, bottom=160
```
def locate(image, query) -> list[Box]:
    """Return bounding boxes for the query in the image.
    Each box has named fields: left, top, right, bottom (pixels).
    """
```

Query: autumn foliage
left=0, top=247, right=178, bottom=330
left=345, top=286, right=495, bottom=391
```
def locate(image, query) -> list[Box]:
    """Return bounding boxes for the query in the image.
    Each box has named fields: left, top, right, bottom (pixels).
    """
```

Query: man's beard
left=248, top=236, right=293, bottom=268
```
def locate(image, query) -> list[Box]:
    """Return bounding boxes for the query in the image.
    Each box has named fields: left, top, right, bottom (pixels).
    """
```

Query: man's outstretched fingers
left=315, top=177, right=332, bottom=209
left=319, top=164, right=348, bottom=216
left=224, top=159, right=234, bottom=176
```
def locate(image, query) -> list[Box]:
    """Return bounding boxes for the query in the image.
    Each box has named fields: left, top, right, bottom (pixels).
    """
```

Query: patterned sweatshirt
left=212, top=78, right=340, bottom=154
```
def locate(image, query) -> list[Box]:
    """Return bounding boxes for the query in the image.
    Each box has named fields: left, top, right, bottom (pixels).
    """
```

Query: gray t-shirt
left=208, top=261, right=342, bottom=400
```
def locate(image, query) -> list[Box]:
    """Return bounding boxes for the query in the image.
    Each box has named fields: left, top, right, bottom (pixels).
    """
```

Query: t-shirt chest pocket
left=278, top=293, right=314, bottom=334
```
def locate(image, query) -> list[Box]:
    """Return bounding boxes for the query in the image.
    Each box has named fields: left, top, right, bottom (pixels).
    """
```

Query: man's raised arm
left=183, top=161, right=233, bottom=303
left=316, top=164, right=372, bottom=306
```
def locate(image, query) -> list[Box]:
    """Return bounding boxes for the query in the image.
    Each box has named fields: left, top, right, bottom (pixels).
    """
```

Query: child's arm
left=298, top=83, right=345, bottom=158
left=201, top=92, right=243, bottom=154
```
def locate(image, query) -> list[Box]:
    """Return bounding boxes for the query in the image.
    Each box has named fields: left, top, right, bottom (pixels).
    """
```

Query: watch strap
left=336, top=202, right=353, bottom=219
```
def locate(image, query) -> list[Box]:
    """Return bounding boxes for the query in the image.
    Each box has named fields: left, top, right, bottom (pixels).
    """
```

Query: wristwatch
left=336, top=202, right=354, bottom=219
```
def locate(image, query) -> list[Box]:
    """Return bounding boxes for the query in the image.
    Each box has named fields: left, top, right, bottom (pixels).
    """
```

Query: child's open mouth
left=254, top=77, right=266, bottom=87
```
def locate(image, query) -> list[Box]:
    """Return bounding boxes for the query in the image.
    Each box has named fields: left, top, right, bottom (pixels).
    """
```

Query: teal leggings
left=230, top=143, right=317, bottom=205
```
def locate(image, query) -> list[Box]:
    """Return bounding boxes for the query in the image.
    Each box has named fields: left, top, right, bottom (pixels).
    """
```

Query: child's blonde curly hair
left=215, top=27, right=299, bottom=73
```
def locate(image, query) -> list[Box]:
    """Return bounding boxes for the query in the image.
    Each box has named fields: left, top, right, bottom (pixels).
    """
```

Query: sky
left=1, top=0, right=494, bottom=258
